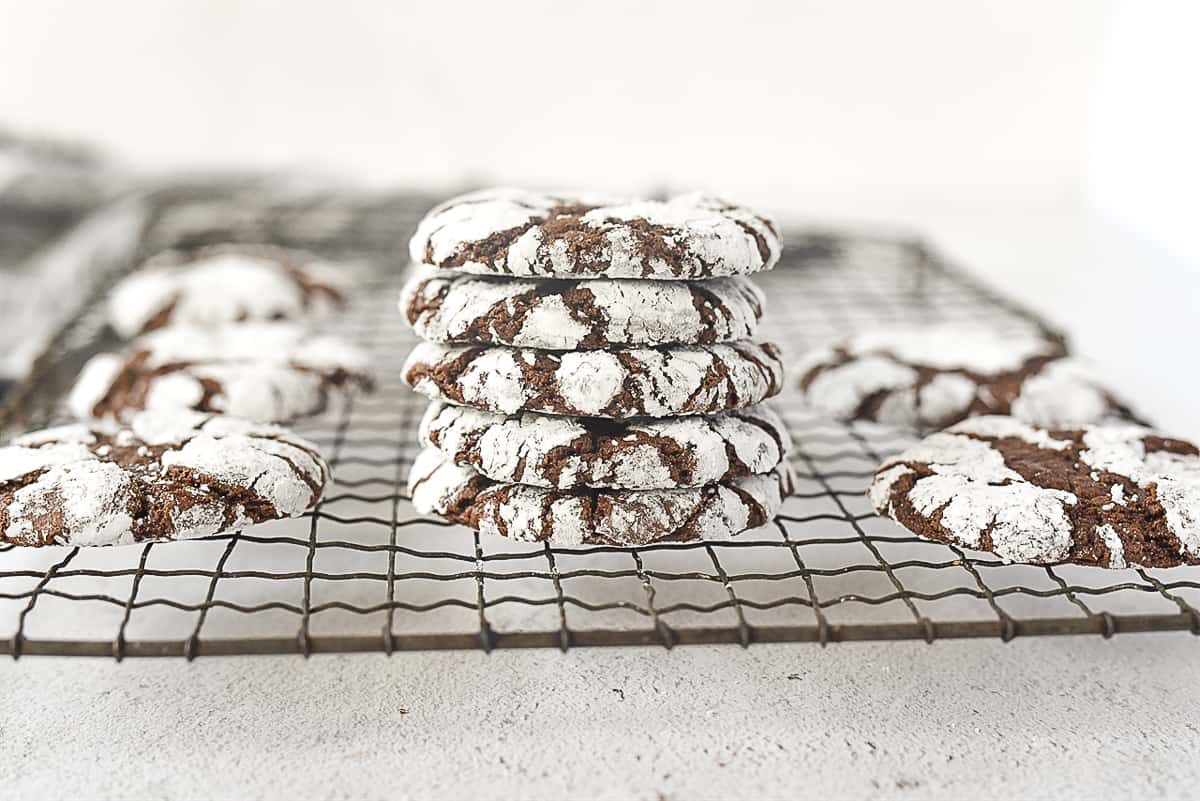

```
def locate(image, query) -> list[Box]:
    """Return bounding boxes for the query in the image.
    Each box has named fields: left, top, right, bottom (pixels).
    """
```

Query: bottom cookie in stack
left=408, top=402, right=793, bottom=546
left=410, top=449, right=791, bottom=547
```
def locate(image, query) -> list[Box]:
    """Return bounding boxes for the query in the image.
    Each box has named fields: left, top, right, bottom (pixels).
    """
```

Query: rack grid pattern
left=2, top=232, right=1198, bottom=659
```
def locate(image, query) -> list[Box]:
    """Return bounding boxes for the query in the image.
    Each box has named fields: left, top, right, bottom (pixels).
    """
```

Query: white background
left=2, top=0, right=1193, bottom=242
left=2, top=3, right=1199, bottom=800
left=1, top=1, right=1105, bottom=206
left=3, top=0, right=1195, bottom=229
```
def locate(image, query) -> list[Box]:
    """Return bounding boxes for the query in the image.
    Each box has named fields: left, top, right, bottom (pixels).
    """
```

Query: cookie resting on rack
left=408, top=188, right=781, bottom=280
left=869, top=415, right=1200, bottom=568
left=0, top=410, right=329, bottom=547
left=68, top=322, right=371, bottom=424
left=419, top=401, right=791, bottom=490
left=408, top=447, right=792, bottom=546
left=796, top=325, right=1128, bottom=429
left=107, top=243, right=349, bottom=338
left=403, top=340, right=784, bottom=419
left=400, top=270, right=765, bottom=349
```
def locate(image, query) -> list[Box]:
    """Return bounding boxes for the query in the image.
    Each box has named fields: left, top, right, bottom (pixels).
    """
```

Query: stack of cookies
left=400, top=188, right=793, bottom=546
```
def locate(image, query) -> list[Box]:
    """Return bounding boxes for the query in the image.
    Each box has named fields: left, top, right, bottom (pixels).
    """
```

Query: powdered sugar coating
left=419, top=400, right=790, bottom=490
left=802, top=356, right=918, bottom=421
left=797, top=325, right=1126, bottom=428
left=403, top=340, right=784, bottom=419
left=952, top=414, right=1071, bottom=450
left=107, top=244, right=348, bottom=338
left=1008, top=359, right=1118, bottom=426
left=409, top=188, right=781, bottom=280
left=400, top=269, right=765, bottom=349
left=68, top=323, right=370, bottom=423
left=851, top=327, right=1049, bottom=372
left=4, top=461, right=137, bottom=547
left=408, top=447, right=791, bottom=546
left=1096, top=524, right=1127, bottom=569
left=0, top=410, right=329, bottom=547
left=870, top=416, right=1200, bottom=568
left=160, top=436, right=315, bottom=516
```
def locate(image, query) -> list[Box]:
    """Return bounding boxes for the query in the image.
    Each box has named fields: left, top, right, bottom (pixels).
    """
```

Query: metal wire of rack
left=1, top=225, right=1199, bottom=659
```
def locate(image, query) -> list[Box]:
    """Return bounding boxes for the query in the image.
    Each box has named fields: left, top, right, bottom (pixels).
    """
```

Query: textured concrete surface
left=2, top=635, right=1198, bottom=800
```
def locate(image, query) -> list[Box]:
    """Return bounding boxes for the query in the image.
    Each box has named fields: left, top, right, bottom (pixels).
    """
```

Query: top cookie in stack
left=401, top=188, right=793, bottom=547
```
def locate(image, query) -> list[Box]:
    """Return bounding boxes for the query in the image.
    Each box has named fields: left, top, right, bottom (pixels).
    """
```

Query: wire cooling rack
left=1, top=228, right=1199, bottom=659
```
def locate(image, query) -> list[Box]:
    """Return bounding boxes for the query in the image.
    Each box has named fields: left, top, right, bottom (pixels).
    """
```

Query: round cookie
left=400, top=270, right=765, bottom=349
left=419, top=401, right=791, bottom=490
left=68, top=322, right=371, bottom=423
left=869, top=415, right=1200, bottom=568
left=108, top=243, right=349, bottom=338
left=403, top=340, right=784, bottom=419
left=408, top=447, right=792, bottom=546
left=0, top=410, right=329, bottom=547
left=408, top=188, right=781, bottom=280
left=796, top=326, right=1128, bottom=429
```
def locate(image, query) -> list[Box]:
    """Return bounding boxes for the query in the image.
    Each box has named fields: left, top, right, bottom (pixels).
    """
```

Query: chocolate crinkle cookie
left=0, top=410, right=329, bottom=547
left=408, top=188, right=781, bottom=280
left=419, top=401, right=791, bottom=490
left=68, top=322, right=371, bottom=424
left=400, top=270, right=765, bottom=349
left=796, top=325, right=1129, bottom=429
left=107, top=243, right=349, bottom=338
left=869, top=415, right=1200, bottom=568
left=408, top=447, right=792, bottom=546
left=403, top=340, right=784, bottom=419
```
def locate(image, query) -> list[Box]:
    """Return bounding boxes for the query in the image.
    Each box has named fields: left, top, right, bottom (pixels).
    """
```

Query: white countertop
left=2, top=207, right=1197, bottom=801
left=4, top=634, right=1198, bottom=800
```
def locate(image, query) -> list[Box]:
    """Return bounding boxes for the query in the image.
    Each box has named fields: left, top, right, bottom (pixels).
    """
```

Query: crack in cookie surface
left=69, top=323, right=371, bottom=423
left=403, top=340, right=783, bottom=419
left=797, top=326, right=1128, bottom=428
left=419, top=401, right=791, bottom=490
left=0, top=411, right=329, bottom=547
left=409, top=189, right=781, bottom=280
left=400, top=271, right=765, bottom=349
left=408, top=447, right=793, bottom=546
left=108, top=244, right=349, bottom=338
left=870, top=416, right=1200, bottom=567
